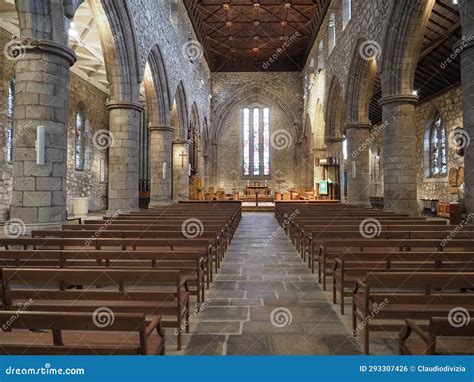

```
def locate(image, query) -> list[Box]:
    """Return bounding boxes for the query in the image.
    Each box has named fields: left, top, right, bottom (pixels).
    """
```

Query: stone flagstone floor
left=183, top=212, right=362, bottom=355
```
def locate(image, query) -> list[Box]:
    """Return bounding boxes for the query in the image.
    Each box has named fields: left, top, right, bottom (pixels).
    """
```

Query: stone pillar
left=458, top=0, right=474, bottom=215
left=11, top=39, right=76, bottom=228
left=210, top=141, right=218, bottom=188
left=202, top=153, right=209, bottom=189
left=294, top=140, right=303, bottom=189
left=149, top=125, right=173, bottom=206
left=379, top=95, right=418, bottom=214
left=106, top=101, right=142, bottom=214
left=172, top=141, right=190, bottom=201
left=346, top=123, right=372, bottom=207
left=325, top=137, right=345, bottom=202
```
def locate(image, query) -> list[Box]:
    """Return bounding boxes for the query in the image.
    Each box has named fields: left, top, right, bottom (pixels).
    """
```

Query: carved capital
left=5, top=38, right=77, bottom=66
left=378, top=94, right=419, bottom=106
left=150, top=125, right=174, bottom=133
left=106, top=100, right=144, bottom=112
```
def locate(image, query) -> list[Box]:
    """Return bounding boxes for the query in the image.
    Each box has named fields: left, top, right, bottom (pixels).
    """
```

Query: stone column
left=346, top=123, right=372, bottom=207
left=149, top=125, right=173, bottom=206
left=172, top=141, right=190, bottom=201
left=458, top=0, right=474, bottom=214
left=210, top=141, right=218, bottom=188
left=325, top=137, right=345, bottom=202
left=379, top=94, right=418, bottom=214
left=294, top=140, right=303, bottom=189
left=106, top=101, right=142, bottom=214
left=11, top=39, right=76, bottom=228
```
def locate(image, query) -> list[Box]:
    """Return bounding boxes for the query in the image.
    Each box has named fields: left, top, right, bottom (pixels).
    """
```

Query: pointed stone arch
left=345, top=38, right=378, bottom=125
left=144, top=45, right=171, bottom=127
left=88, top=0, right=141, bottom=102
left=172, top=81, right=189, bottom=141
left=212, top=84, right=300, bottom=142
left=325, top=76, right=346, bottom=141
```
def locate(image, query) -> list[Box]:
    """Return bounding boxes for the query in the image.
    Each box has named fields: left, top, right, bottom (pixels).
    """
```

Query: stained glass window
left=243, top=108, right=250, bottom=176
left=263, top=108, right=270, bottom=175
left=75, top=107, right=85, bottom=170
left=342, top=0, right=352, bottom=30
left=242, top=106, right=271, bottom=176
left=430, top=115, right=447, bottom=177
left=328, top=14, right=336, bottom=53
left=253, top=108, right=260, bottom=175
left=6, top=78, right=15, bottom=162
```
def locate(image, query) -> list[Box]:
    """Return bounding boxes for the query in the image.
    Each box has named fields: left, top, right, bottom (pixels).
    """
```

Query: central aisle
left=184, top=212, right=361, bottom=355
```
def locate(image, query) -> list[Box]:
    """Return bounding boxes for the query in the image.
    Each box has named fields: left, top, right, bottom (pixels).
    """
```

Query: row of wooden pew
left=276, top=202, right=474, bottom=355
left=0, top=201, right=242, bottom=355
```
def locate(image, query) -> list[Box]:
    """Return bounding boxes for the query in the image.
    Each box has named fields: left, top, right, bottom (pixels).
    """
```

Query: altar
left=245, top=185, right=269, bottom=196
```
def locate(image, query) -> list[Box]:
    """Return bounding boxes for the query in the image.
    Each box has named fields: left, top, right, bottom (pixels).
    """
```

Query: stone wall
left=66, top=74, right=109, bottom=214
left=211, top=72, right=304, bottom=194
left=0, top=28, right=16, bottom=221
left=415, top=87, right=464, bottom=206
left=0, top=27, right=109, bottom=218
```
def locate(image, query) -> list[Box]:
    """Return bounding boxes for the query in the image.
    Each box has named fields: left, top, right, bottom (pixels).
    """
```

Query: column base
left=149, top=200, right=173, bottom=208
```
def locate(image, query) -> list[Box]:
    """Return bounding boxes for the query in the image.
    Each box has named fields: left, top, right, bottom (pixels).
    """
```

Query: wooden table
left=245, top=186, right=269, bottom=206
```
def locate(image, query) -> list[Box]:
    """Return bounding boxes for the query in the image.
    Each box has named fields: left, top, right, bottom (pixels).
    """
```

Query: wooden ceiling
left=184, top=0, right=331, bottom=72
left=369, top=0, right=461, bottom=124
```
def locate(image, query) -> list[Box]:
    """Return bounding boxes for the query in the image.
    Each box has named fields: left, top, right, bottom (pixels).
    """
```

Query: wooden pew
left=0, top=249, right=207, bottom=302
left=0, top=237, right=217, bottom=277
left=352, top=271, right=474, bottom=354
left=334, top=251, right=474, bottom=314
left=2, top=268, right=189, bottom=350
left=317, top=238, right=474, bottom=290
left=399, top=318, right=474, bottom=355
left=0, top=311, right=165, bottom=355
left=32, top=229, right=227, bottom=272
left=298, top=222, right=456, bottom=260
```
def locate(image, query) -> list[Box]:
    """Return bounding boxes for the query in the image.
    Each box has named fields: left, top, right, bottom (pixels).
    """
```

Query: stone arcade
left=0, top=0, right=473, bottom=357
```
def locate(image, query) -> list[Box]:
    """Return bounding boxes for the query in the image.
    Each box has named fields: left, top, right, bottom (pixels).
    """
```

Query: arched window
left=75, top=106, right=86, bottom=170
left=430, top=115, right=447, bottom=177
left=342, top=0, right=352, bottom=30
left=318, top=40, right=325, bottom=70
left=6, top=78, right=15, bottom=162
left=328, top=13, right=336, bottom=53
left=242, top=106, right=270, bottom=176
